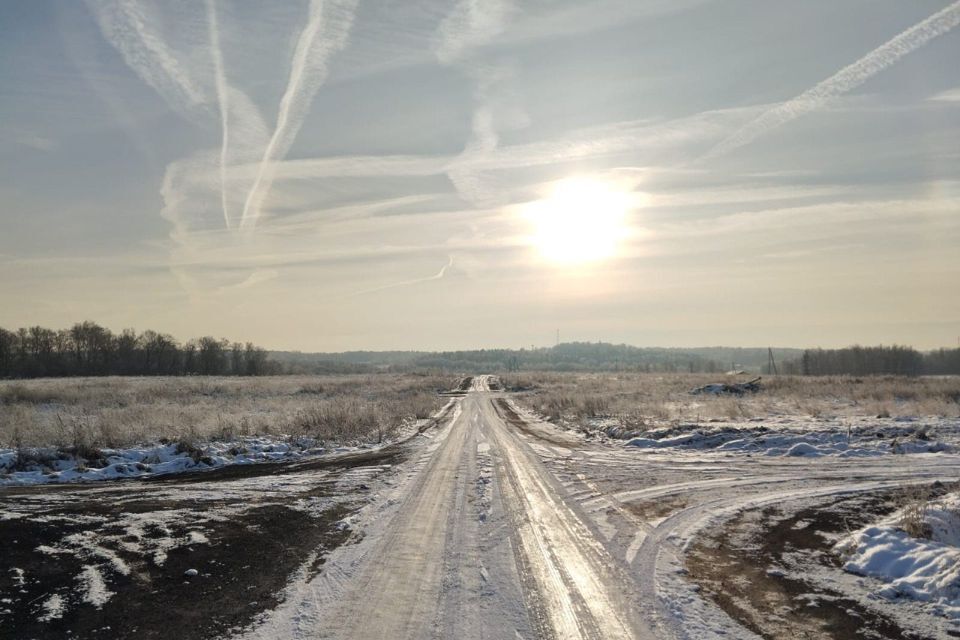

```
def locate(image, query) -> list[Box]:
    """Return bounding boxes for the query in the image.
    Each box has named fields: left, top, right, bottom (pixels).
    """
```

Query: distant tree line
left=0, top=321, right=278, bottom=378
left=271, top=343, right=805, bottom=374
left=781, top=345, right=960, bottom=376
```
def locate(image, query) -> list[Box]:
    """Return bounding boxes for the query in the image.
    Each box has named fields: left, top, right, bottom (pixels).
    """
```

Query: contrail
left=701, top=0, right=960, bottom=161
left=239, top=0, right=358, bottom=231
left=205, top=0, right=231, bottom=229
left=85, top=0, right=207, bottom=120
left=345, top=255, right=455, bottom=298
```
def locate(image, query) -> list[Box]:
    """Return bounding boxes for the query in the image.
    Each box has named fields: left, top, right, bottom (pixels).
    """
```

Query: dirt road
left=294, top=374, right=646, bottom=640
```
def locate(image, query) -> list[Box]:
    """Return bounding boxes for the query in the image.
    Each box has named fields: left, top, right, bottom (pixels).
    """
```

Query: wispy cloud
left=701, top=0, right=960, bottom=160
left=652, top=194, right=960, bottom=243
left=193, top=107, right=754, bottom=191
left=433, top=0, right=514, bottom=64
left=433, top=0, right=529, bottom=207
left=216, top=268, right=280, bottom=294
left=930, top=86, right=960, bottom=102
left=11, top=132, right=58, bottom=152
left=238, top=0, right=358, bottom=230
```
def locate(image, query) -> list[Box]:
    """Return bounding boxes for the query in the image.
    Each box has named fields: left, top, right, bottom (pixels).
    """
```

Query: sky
left=1, top=0, right=958, bottom=352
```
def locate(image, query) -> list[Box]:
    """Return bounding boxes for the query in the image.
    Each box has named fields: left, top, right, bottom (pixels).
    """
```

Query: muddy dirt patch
left=686, top=490, right=935, bottom=639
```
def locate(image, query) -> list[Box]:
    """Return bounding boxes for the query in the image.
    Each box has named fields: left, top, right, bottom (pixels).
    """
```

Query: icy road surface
left=4, top=375, right=959, bottom=639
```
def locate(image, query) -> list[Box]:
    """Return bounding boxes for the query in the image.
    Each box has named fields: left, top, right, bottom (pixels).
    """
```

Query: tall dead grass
left=0, top=374, right=450, bottom=449
left=897, top=484, right=934, bottom=539
left=502, top=372, right=960, bottom=426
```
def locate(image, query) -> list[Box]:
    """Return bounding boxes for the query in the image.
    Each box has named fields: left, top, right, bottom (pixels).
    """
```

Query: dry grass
left=502, top=372, right=960, bottom=426
left=897, top=485, right=934, bottom=539
left=0, top=374, right=451, bottom=449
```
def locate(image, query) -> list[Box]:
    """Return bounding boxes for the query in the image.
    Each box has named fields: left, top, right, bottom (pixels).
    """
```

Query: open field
left=503, top=372, right=960, bottom=425
left=2, top=375, right=960, bottom=639
left=0, top=374, right=450, bottom=450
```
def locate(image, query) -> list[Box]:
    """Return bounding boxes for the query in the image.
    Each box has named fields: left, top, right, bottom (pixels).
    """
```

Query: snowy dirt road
left=246, top=375, right=649, bottom=640
left=4, top=375, right=959, bottom=639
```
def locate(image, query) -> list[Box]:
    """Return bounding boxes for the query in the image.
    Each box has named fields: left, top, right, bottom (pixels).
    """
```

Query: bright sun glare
left=527, top=177, right=632, bottom=265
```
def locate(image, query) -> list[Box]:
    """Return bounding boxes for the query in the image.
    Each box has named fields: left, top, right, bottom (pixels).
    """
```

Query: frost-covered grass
left=503, top=372, right=960, bottom=428
left=835, top=487, right=960, bottom=620
left=0, top=374, right=448, bottom=448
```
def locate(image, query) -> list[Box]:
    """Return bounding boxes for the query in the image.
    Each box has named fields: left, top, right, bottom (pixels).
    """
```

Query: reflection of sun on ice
left=527, top=177, right=633, bottom=265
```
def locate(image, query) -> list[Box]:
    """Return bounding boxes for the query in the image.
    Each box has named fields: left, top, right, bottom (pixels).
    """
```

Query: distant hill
left=269, top=342, right=805, bottom=374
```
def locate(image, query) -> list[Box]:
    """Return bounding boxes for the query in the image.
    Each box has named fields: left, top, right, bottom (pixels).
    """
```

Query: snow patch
left=623, top=418, right=955, bottom=458
left=835, top=492, right=960, bottom=620
left=0, top=435, right=375, bottom=486
left=78, top=565, right=114, bottom=608
left=37, top=593, right=65, bottom=622
left=784, top=442, right=820, bottom=457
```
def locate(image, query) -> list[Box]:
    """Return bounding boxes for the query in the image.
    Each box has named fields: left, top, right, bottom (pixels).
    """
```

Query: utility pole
left=556, top=329, right=559, bottom=347
left=767, top=347, right=779, bottom=375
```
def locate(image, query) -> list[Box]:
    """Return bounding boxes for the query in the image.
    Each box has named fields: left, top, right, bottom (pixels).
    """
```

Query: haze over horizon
left=2, top=1, right=958, bottom=352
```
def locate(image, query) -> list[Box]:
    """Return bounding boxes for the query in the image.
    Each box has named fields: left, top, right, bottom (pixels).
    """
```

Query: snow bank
left=835, top=492, right=960, bottom=620
left=623, top=418, right=954, bottom=458
left=0, top=436, right=350, bottom=486
left=784, top=442, right=820, bottom=457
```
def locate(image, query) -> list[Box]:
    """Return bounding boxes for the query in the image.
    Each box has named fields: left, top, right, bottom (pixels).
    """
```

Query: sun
left=526, top=177, right=632, bottom=264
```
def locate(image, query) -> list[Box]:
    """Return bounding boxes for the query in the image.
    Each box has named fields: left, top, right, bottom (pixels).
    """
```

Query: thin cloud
left=930, top=87, right=960, bottom=102
left=226, top=154, right=452, bottom=181
left=216, top=269, right=280, bottom=294
left=433, top=0, right=513, bottom=64
left=701, top=0, right=960, bottom=160
left=434, top=1, right=526, bottom=207
left=202, top=108, right=755, bottom=189
left=652, top=195, right=960, bottom=243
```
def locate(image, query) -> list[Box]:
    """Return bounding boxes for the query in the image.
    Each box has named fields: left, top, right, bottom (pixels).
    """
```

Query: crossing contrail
left=701, top=0, right=960, bottom=161
left=238, top=0, right=358, bottom=231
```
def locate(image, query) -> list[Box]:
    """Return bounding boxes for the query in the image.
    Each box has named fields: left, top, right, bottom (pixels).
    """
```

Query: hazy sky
left=2, top=0, right=958, bottom=351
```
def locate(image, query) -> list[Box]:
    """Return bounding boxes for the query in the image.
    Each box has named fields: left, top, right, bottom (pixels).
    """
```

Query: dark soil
left=687, top=489, right=946, bottom=640
left=0, top=466, right=373, bottom=638
left=626, top=495, right=689, bottom=520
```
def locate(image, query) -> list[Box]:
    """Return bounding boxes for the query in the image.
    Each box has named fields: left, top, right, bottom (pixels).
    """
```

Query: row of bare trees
left=781, top=345, right=960, bottom=376
left=0, top=321, right=277, bottom=378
